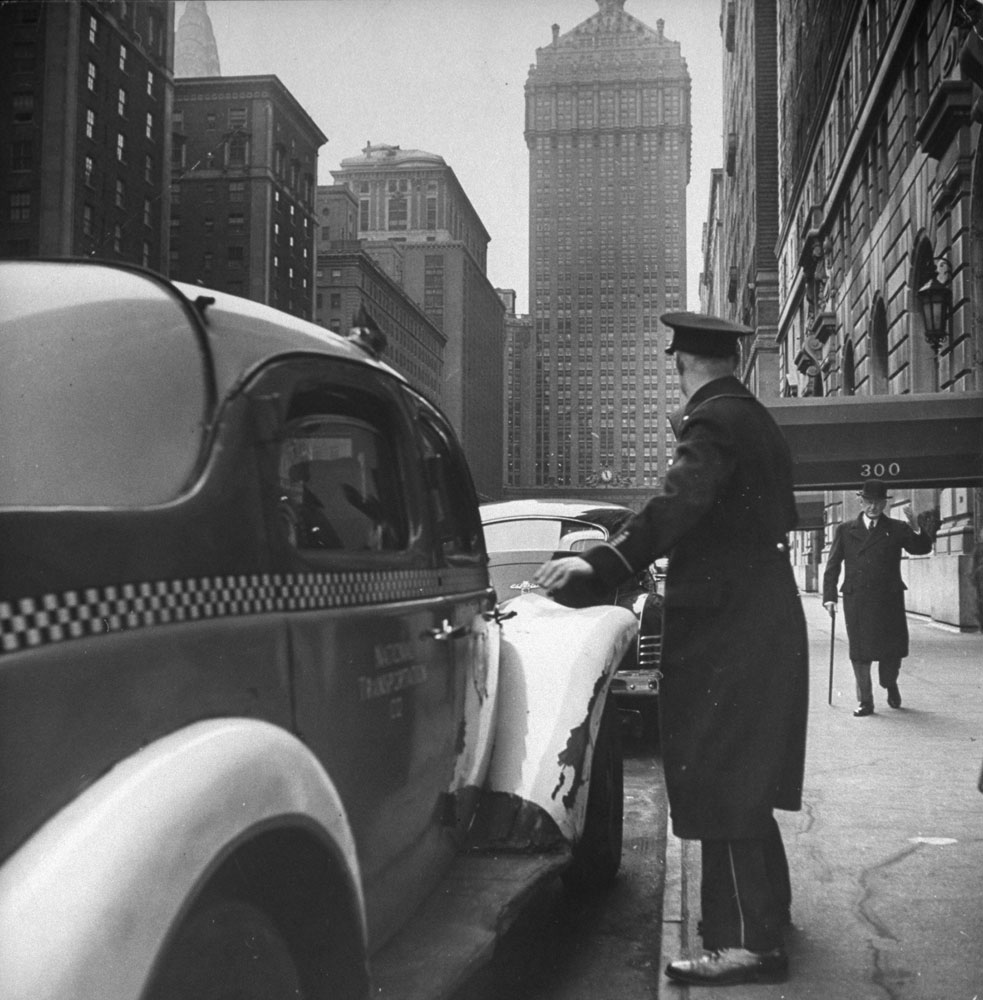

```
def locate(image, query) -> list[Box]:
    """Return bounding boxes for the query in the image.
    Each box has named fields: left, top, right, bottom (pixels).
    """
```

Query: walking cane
left=827, top=606, right=836, bottom=706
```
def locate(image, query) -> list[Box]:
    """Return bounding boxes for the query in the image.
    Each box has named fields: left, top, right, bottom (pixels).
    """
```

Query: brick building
left=170, top=75, right=325, bottom=320
left=0, top=0, right=173, bottom=269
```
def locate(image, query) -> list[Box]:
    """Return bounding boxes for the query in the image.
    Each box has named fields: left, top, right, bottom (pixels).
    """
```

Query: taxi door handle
left=425, top=619, right=469, bottom=642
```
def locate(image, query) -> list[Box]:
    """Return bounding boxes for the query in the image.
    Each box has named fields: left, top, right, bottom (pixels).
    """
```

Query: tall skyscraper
left=522, top=0, right=691, bottom=496
left=0, top=0, right=174, bottom=268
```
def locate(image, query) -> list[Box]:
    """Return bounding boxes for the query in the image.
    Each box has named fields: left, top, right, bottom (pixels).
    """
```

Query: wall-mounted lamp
left=917, top=257, right=953, bottom=354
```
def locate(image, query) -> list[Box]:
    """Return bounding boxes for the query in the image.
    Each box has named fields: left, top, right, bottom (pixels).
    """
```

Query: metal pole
left=827, top=607, right=836, bottom=706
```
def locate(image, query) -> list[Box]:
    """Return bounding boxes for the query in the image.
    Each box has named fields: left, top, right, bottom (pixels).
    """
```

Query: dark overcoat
left=822, top=515, right=933, bottom=661
left=584, top=376, right=809, bottom=841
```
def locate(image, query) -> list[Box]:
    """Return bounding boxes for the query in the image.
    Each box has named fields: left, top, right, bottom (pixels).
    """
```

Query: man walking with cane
left=822, top=480, right=934, bottom=716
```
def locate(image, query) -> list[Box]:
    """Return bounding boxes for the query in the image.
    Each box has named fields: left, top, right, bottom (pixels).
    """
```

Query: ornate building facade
left=331, top=144, right=505, bottom=499
left=520, top=0, right=690, bottom=501
left=774, top=0, right=983, bottom=628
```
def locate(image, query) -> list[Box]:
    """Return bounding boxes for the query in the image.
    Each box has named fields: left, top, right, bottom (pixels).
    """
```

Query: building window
left=82, top=203, right=94, bottom=237
left=204, top=218, right=214, bottom=234
left=229, top=181, right=245, bottom=202
left=144, top=154, right=153, bottom=183
left=206, top=112, right=216, bottom=130
left=84, top=154, right=94, bottom=186
left=113, top=223, right=122, bottom=253
left=13, top=92, right=35, bottom=124
left=228, top=108, right=247, bottom=129
left=228, top=213, right=245, bottom=234
left=426, top=196, right=437, bottom=230
left=145, top=111, right=153, bottom=140
left=87, top=61, right=97, bottom=92
left=12, top=43, right=35, bottom=73
left=142, top=241, right=150, bottom=267
left=204, top=184, right=215, bottom=202
left=143, top=198, right=152, bottom=226
left=9, top=192, right=31, bottom=223
left=85, top=108, right=95, bottom=139
left=170, top=184, right=180, bottom=207
left=115, top=178, right=126, bottom=209
left=88, top=14, right=98, bottom=44
left=116, top=132, right=126, bottom=162
left=12, top=141, right=32, bottom=171
left=119, top=44, right=127, bottom=72
left=228, top=135, right=247, bottom=166
left=228, top=245, right=244, bottom=267
left=117, top=87, right=127, bottom=117
left=146, top=70, right=154, bottom=97
left=387, top=179, right=408, bottom=231
left=203, top=251, right=214, bottom=272
left=359, top=199, right=369, bottom=230
left=330, top=292, right=341, bottom=309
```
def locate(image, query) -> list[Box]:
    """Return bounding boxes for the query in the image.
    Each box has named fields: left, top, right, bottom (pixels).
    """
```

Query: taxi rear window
left=0, top=261, right=209, bottom=507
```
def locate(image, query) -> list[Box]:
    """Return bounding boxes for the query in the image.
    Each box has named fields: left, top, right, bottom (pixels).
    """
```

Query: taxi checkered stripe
left=0, top=568, right=456, bottom=655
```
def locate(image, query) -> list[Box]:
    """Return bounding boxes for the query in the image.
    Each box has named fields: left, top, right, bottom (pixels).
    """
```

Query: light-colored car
left=479, top=499, right=664, bottom=715
left=0, top=261, right=637, bottom=1000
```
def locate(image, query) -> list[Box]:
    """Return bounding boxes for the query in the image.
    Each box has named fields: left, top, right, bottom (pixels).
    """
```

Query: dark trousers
left=851, top=657, right=901, bottom=706
left=699, top=815, right=790, bottom=952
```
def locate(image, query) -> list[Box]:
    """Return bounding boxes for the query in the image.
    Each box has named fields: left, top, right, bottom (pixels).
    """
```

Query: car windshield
left=482, top=517, right=607, bottom=552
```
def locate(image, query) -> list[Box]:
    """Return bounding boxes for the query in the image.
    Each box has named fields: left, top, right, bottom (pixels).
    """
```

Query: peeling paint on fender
left=485, top=594, right=636, bottom=843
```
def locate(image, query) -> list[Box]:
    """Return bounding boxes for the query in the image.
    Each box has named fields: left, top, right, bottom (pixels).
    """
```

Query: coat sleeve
left=822, top=525, right=845, bottom=603
left=902, top=524, right=934, bottom=556
left=582, top=407, right=735, bottom=588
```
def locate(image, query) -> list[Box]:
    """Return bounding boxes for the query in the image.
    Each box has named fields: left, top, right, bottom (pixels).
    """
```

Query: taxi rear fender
left=0, top=718, right=366, bottom=1000
left=484, top=594, right=637, bottom=842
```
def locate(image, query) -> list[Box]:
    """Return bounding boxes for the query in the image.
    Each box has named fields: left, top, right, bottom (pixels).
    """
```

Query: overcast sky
left=180, top=0, right=724, bottom=313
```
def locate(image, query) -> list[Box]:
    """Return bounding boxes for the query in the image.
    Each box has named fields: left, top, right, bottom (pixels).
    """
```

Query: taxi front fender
left=485, top=594, right=636, bottom=843
left=0, top=718, right=364, bottom=1000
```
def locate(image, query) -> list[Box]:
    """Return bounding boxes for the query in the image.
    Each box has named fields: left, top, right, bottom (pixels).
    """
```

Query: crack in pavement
left=856, top=842, right=922, bottom=1000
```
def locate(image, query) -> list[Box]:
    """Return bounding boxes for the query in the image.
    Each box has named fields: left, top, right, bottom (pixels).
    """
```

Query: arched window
left=869, top=296, right=889, bottom=394
left=842, top=339, right=856, bottom=396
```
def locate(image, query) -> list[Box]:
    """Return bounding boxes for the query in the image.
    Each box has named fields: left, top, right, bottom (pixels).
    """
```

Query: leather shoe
left=666, top=948, right=788, bottom=985
left=854, top=703, right=874, bottom=717
left=886, top=684, right=902, bottom=709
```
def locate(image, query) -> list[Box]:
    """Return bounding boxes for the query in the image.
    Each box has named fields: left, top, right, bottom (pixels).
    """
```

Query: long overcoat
left=822, top=516, right=933, bottom=661
left=584, top=376, right=809, bottom=841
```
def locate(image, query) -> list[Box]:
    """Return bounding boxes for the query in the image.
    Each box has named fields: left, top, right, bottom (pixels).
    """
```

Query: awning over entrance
left=766, top=392, right=983, bottom=491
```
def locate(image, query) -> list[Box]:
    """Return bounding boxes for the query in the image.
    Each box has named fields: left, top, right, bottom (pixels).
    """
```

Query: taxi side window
left=278, top=390, right=408, bottom=554
left=418, top=416, right=484, bottom=563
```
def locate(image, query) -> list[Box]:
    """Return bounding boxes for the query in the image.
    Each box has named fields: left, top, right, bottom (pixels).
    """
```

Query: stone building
left=774, top=0, right=983, bottom=628
left=719, top=0, right=783, bottom=398
left=315, top=186, right=445, bottom=405
left=0, top=0, right=173, bottom=269
left=497, top=289, right=536, bottom=489
left=699, top=167, right=726, bottom=315
left=170, top=75, right=325, bottom=320
left=522, top=0, right=690, bottom=503
left=331, top=144, right=505, bottom=500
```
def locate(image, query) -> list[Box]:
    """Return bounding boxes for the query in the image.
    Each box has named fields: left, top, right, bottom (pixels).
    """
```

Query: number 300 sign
left=861, top=462, right=901, bottom=478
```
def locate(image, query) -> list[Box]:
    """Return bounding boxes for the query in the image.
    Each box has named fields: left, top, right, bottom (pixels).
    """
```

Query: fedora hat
left=857, top=479, right=892, bottom=502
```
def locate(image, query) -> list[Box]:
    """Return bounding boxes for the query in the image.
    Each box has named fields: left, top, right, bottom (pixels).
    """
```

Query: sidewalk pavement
left=659, top=592, right=983, bottom=999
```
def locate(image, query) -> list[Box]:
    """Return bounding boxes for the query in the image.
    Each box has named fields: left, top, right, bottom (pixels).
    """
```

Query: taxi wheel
left=144, top=894, right=307, bottom=1000
left=562, top=698, right=624, bottom=897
